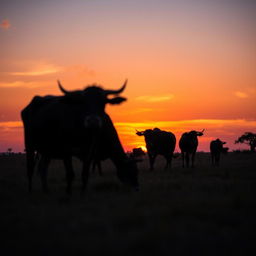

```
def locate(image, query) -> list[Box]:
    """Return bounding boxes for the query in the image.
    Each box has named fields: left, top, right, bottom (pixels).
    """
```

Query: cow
left=210, top=138, right=227, bottom=166
left=222, top=147, right=229, bottom=154
left=136, top=128, right=176, bottom=170
left=21, top=80, right=139, bottom=194
left=130, top=148, right=146, bottom=159
left=179, top=130, right=204, bottom=168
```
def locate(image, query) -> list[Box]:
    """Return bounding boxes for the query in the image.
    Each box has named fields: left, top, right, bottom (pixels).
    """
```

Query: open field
left=1, top=152, right=256, bottom=255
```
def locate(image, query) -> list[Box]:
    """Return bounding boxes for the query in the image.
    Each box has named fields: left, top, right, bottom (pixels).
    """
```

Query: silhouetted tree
left=235, top=132, right=256, bottom=152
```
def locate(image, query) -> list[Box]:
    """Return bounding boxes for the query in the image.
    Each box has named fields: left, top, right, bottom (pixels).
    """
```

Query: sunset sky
left=0, top=0, right=255, bottom=153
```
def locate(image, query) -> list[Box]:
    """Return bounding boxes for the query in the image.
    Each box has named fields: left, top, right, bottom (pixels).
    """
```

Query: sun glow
left=115, top=119, right=256, bottom=152
left=139, top=146, right=147, bottom=152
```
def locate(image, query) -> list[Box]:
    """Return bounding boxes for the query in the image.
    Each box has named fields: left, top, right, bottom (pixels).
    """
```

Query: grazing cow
left=136, top=128, right=176, bottom=170
left=179, top=130, right=204, bottom=168
left=210, top=138, right=227, bottom=166
left=131, top=148, right=146, bottom=159
left=21, top=80, right=139, bottom=194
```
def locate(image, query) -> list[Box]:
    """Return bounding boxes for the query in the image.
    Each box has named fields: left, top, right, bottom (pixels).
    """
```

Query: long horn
left=104, top=79, right=127, bottom=95
left=201, top=129, right=205, bottom=133
left=57, top=80, right=69, bottom=94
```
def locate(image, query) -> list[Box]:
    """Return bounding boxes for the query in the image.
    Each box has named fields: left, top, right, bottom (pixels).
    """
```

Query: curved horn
left=201, top=129, right=205, bottom=133
left=104, top=79, right=127, bottom=95
left=57, top=80, right=69, bottom=94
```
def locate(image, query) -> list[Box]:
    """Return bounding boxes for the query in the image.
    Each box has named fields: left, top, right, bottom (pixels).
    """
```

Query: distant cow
left=179, top=130, right=204, bottom=168
left=210, top=139, right=227, bottom=166
left=222, top=147, right=229, bottom=154
left=136, top=128, right=176, bottom=170
left=131, top=148, right=146, bottom=159
left=21, top=80, right=139, bottom=194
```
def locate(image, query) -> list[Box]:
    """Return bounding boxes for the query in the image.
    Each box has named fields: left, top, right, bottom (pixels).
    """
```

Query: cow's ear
left=107, top=97, right=127, bottom=105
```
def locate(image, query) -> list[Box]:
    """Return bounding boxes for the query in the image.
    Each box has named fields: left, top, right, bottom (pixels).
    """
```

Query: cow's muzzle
left=84, top=115, right=102, bottom=129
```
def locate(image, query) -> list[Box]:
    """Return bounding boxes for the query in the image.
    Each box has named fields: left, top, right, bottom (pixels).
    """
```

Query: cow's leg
left=63, top=157, right=75, bottom=194
left=164, top=155, right=171, bottom=170
left=216, top=154, right=220, bottom=166
left=148, top=154, right=156, bottom=171
left=38, top=155, right=51, bottom=193
left=26, top=150, right=35, bottom=192
left=97, top=161, right=102, bottom=176
left=185, top=153, right=189, bottom=168
left=181, top=152, right=185, bottom=168
left=91, top=160, right=96, bottom=174
left=211, top=153, right=214, bottom=166
left=191, top=152, right=195, bottom=168
left=81, top=160, right=91, bottom=194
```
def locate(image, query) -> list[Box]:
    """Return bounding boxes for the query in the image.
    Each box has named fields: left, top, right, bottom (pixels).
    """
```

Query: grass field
left=1, top=152, right=256, bottom=255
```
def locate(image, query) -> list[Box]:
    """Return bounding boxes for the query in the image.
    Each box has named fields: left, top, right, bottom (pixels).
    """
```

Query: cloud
left=0, top=19, right=11, bottom=30
left=8, top=62, right=95, bottom=78
left=234, top=91, right=249, bottom=99
left=135, top=94, right=174, bottom=102
left=0, top=121, right=23, bottom=132
left=9, top=62, right=62, bottom=77
left=65, top=65, right=95, bottom=77
left=6, top=60, right=64, bottom=77
left=1, top=119, right=256, bottom=152
left=125, top=108, right=154, bottom=115
left=115, top=119, right=256, bottom=131
left=0, top=81, right=51, bottom=88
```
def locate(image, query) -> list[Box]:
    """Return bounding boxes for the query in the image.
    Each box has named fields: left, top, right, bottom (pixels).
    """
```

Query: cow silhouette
left=136, top=128, right=176, bottom=170
left=21, top=80, right=139, bottom=194
left=179, top=130, right=204, bottom=168
left=210, top=138, right=227, bottom=166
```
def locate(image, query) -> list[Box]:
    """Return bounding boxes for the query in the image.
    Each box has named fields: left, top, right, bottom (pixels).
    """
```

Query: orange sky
left=0, top=0, right=255, bottom=152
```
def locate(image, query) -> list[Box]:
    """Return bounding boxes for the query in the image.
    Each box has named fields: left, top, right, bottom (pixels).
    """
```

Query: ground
left=0, top=152, right=256, bottom=255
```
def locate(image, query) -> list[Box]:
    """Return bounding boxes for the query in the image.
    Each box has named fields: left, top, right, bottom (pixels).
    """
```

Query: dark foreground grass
left=1, top=152, right=256, bottom=255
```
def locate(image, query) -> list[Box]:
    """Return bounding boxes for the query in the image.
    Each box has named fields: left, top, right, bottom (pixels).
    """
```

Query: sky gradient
left=0, top=0, right=255, bottom=152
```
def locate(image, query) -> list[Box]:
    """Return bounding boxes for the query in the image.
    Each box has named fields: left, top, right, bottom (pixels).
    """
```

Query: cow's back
left=179, top=133, right=198, bottom=153
left=210, top=140, right=222, bottom=154
left=21, top=95, right=90, bottom=157
left=159, top=131, right=176, bottom=153
left=146, top=131, right=176, bottom=155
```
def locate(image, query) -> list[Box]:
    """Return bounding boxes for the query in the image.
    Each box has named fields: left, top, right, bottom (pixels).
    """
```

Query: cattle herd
left=21, top=80, right=229, bottom=194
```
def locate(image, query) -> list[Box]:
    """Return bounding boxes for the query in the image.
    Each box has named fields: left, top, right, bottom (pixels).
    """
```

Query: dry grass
left=1, top=152, right=256, bottom=255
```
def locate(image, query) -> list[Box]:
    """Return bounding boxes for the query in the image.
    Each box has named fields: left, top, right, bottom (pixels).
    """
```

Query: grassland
left=1, top=152, right=256, bottom=255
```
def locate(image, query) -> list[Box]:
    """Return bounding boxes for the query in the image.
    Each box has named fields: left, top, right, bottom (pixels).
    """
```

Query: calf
left=210, top=139, right=227, bottom=166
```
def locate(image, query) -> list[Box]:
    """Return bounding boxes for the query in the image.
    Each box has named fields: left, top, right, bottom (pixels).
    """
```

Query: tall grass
left=0, top=152, right=255, bottom=255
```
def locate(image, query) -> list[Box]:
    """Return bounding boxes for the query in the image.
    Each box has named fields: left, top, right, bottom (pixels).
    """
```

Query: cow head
left=196, top=129, right=204, bottom=136
left=58, top=80, right=127, bottom=129
left=136, top=130, right=145, bottom=136
left=136, top=129, right=155, bottom=137
left=116, top=158, right=139, bottom=191
left=58, top=79, right=127, bottom=105
left=215, top=138, right=226, bottom=145
left=188, top=129, right=204, bottom=137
